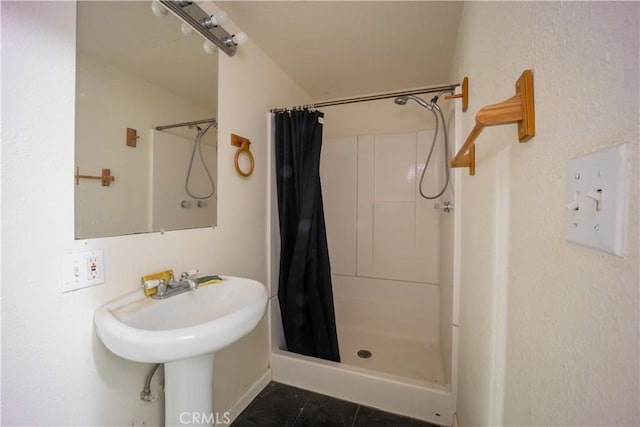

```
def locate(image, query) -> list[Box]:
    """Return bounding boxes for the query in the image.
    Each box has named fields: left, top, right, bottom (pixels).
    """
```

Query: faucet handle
left=144, top=278, right=161, bottom=289
left=144, top=278, right=166, bottom=295
left=180, top=269, right=199, bottom=279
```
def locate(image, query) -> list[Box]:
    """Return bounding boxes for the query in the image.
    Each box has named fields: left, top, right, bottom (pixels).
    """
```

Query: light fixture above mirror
left=153, top=0, right=247, bottom=56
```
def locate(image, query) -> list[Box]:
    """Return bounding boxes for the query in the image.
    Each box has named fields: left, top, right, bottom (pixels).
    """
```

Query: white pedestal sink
left=94, top=276, right=268, bottom=426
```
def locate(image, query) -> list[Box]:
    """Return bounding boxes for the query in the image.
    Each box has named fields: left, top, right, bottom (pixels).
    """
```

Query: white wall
left=451, top=2, right=639, bottom=426
left=1, top=1, right=311, bottom=425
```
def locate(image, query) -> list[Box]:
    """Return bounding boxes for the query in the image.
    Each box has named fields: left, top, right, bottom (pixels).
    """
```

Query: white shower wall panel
left=321, top=132, right=440, bottom=284
left=373, top=133, right=417, bottom=201
left=372, top=201, right=418, bottom=278
left=332, top=274, right=440, bottom=344
left=321, top=130, right=443, bottom=357
left=357, top=132, right=440, bottom=283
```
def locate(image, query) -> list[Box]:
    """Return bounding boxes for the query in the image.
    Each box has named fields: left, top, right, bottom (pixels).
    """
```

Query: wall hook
left=126, top=128, right=139, bottom=147
left=450, top=69, right=535, bottom=175
left=231, top=134, right=255, bottom=177
left=75, top=167, right=115, bottom=186
left=444, top=76, right=469, bottom=112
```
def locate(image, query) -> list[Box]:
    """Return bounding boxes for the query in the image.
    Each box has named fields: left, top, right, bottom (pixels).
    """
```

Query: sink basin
left=95, top=276, right=268, bottom=426
left=94, top=275, right=268, bottom=363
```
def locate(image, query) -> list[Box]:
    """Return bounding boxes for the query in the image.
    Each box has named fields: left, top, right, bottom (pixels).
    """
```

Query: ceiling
left=76, top=1, right=462, bottom=107
left=216, top=1, right=463, bottom=101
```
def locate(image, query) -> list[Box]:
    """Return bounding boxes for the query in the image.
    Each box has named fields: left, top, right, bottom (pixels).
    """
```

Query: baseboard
left=224, top=369, right=271, bottom=425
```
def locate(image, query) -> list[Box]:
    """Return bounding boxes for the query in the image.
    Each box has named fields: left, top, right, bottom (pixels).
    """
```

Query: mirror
left=75, top=1, right=218, bottom=239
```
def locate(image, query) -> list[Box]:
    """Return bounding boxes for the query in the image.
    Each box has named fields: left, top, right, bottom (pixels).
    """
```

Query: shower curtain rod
left=270, top=83, right=460, bottom=113
left=155, top=117, right=217, bottom=131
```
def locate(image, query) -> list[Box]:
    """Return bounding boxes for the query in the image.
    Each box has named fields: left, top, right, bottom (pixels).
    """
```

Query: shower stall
left=268, top=92, right=460, bottom=426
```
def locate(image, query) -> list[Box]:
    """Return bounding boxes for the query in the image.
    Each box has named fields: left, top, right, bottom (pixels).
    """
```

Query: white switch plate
left=61, top=249, right=105, bottom=292
left=565, top=143, right=629, bottom=256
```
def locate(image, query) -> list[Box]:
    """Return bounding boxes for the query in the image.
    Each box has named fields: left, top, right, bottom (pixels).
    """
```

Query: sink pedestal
left=164, top=353, right=215, bottom=427
left=94, top=277, right=268, bottom=426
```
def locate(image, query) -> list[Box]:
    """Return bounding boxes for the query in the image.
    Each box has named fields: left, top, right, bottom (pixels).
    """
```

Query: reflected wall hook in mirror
left=75, top=167, right=115, bottom=186
left=126, top=128, right=139, bottom=147
left=444, top=76, right=469, bottom=112
left=450, top=69, right=535, bottom=176
left=231, top=134, right=254, bottom=177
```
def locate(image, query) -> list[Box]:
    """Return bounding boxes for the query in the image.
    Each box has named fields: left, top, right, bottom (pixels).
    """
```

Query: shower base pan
left=338, top=325, right=445, bottom=385
left=271, top=347, right=453, bottom=426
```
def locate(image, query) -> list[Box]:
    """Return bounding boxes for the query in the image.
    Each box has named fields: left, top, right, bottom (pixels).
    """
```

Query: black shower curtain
left=274, top=109, right=340, bottom=362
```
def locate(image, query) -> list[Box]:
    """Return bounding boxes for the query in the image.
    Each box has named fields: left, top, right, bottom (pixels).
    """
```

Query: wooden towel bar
left=450, top=70, right=535, bottom=175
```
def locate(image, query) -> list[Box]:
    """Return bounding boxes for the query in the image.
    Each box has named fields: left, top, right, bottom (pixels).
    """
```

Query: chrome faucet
left=434, top=201, right=454, bottom=213
left=146, top=270, right=199, bottom=299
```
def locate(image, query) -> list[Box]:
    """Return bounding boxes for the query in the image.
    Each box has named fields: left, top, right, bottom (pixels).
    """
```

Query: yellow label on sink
left=141, top=269, right=173, bottom=296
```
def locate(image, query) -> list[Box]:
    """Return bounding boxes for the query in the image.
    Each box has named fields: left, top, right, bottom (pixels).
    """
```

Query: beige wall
left=1, top=1, right=310, bottom=425
left=451, top=2, right=639, bottom=426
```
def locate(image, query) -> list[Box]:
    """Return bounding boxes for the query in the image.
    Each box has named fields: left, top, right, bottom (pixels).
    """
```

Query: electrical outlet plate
left=61, top=249, right=105, bottom=292
left=565, top=143, right=629, bottom=256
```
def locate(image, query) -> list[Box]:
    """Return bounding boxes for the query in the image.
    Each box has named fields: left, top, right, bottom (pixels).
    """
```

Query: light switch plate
left=565, top=143, right=629, bottom=256
left=61, top=249, right=105, bottom=292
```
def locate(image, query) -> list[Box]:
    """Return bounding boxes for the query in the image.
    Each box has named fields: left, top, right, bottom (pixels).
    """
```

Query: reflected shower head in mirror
left=394, top=95, right=433, bottom=110
left=188, top=121, right=216, bottom=136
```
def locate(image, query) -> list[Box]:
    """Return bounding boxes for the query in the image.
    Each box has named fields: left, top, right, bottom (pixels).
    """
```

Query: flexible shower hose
left=418, top=102, right=451, bottom=200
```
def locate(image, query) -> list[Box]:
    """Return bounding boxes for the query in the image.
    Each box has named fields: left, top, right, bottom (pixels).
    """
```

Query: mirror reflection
left=75, top=1, right=218, bottom=239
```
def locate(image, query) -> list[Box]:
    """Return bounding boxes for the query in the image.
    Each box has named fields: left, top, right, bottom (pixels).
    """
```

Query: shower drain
left=357, top=349, right=372, bottom=359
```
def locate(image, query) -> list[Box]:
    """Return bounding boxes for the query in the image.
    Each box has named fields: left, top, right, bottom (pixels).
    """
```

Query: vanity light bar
left=159, top=1, right=237, bottom=57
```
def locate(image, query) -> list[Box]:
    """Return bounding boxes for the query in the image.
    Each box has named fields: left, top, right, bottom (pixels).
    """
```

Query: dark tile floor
left=231, top=382, right=440, bottom=427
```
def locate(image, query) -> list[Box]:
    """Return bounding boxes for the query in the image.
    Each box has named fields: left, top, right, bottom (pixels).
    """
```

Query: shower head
left=394, top=95, right=433, bottom=110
